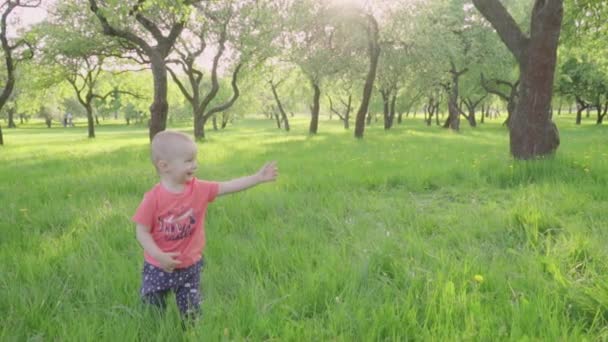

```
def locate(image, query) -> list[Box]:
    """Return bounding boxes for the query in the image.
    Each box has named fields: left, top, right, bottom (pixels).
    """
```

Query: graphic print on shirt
left=157, top=206, right=196, bottom=241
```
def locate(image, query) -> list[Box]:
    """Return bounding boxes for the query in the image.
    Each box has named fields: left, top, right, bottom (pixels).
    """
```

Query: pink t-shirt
left=132, top=178, right=219, bottom=269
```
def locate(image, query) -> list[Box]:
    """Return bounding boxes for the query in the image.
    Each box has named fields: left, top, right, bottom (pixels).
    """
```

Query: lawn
left=1, top=115, right=607, bottom=340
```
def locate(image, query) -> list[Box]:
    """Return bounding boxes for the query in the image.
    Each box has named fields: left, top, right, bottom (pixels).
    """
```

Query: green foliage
left=559, top=57, right=608, bottom=105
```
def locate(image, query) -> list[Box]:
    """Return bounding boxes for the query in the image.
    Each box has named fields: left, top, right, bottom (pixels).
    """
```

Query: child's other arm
left=135, top=223, right=180, bottom=272
left=218, top=161, right=278, bottom=196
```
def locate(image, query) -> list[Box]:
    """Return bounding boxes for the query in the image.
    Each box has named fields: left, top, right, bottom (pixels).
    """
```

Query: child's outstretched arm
left=218, top=161, right=278, bottom=196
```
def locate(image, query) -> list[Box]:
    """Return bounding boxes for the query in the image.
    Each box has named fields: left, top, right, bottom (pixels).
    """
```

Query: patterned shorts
left=140, top=259, right=203, bottom=317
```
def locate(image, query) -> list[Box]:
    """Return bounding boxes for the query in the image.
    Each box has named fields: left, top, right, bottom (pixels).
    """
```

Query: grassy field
left=1, top=114, right=607, bottom=341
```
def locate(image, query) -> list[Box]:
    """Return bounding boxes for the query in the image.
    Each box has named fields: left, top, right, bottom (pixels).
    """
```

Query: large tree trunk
left=309, top=82, right=321, bottom=134
left=354, top=14, right=380, bottom=139
left=474, top=0, right=562, bottom=159
left=0, top=125, right=3, bottom=145
left=149, top=56, right=169, bottom=141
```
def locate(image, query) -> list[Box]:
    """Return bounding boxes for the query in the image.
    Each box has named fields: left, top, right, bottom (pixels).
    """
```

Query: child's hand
left=156, top=251, right=181, bottom=273
left=256, top=161, right=278, bottom=183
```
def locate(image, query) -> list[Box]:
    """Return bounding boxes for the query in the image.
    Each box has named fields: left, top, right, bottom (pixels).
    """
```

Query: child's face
left=159, top=141, right=198, bottom=184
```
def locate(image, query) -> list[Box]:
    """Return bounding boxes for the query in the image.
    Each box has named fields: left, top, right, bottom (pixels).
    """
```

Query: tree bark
left=380, top=89, right=391, bottom=130
left=442, top=61, right=467, bottom=131
left=354, top=14, right=380, bottom=138
left=597, top=102, right=607, bottom=124
left=86, top=105, right=95, bottom=138
left=388, top=94, right=397, bottom=129
left=0, top=2, right=19, bottom=145
left=343, top=96, right=351, bottom=129
left=573, top=96, right=588, bottom=125
left=7, top=107, right=16, bottom=128
left=309, top=81, right=321, bottom=134
left=474, top=0, right=562, bottom=159
left=149, top=54, right=169, bottom=140
left=270, top=80, right=290, bottom=131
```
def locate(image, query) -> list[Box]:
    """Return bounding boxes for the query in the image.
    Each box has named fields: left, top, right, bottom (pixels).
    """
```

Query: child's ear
left=156, top=159, right=169, bottom=172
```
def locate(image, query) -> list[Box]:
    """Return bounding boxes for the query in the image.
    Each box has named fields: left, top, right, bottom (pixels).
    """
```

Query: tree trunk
left=309, top=82, right=321, bottom=134
left=597, top=103, right=607, bottom=124
left=467, top=107, right=477, bottom=127
left=193, top=102, right=204, bottom=139
left=443, top=61, right=467, bottom=131
left=354, top=14, right=380, bottom=139
left=0, top=125, right=3, bottom=145
left=86, top=105, right=95, bottom=138
left=381, top=89, right=390, bottom=130
left=274, top=109, right=282, bottom=129
left=270, top=81, right=290, bottom=131
left=388, top=94, right=396, bottom=129
left=7, top=107, right=16, bottom=128
left=435, top=105, right=440, bottom=126
left=576, top=107, right=584, bottom=125
left=474, top=0, right=562, bottom=159
left=212, top=115, right=218, bottom=131
left=149, top=56, right=169, bottom=141
left=221, top=113, right=229, bottom=129
left=344, top=95, right=351, bottom=129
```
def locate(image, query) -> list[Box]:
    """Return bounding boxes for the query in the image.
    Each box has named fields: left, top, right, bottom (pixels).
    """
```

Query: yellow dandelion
left=473, top=274, right=484, bottom=283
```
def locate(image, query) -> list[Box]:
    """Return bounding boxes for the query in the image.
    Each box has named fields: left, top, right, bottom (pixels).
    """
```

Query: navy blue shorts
left=140, top=259, right=203, bottom=317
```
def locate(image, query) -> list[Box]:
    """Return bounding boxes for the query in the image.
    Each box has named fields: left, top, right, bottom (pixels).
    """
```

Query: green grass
left=1, top=114, right=607, bottom=340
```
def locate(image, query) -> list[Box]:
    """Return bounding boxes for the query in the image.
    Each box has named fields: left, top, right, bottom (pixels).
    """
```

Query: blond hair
left=150, top=130, right=196, bottom=164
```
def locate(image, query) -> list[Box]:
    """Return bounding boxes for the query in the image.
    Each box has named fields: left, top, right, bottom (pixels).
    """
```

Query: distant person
left=132, top=130, right=278, bottom=323
left=66, top=112, right=73, bottom=127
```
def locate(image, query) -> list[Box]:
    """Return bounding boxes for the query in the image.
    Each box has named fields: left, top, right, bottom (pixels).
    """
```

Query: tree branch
left=88, top=0, right=153, bottom=54
left=472, top=0, right=529, bottom=61
left=167, top=66, right=194, bottom=103
left=204, top=63, right=243, bottom=118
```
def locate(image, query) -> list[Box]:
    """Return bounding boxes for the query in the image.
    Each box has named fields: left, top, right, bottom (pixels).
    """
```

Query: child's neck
left=160, top=177, right=186, bottom=193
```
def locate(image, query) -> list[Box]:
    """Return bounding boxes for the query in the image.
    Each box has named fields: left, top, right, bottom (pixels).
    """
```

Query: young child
left=132, top=130, right=278, bottom=320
